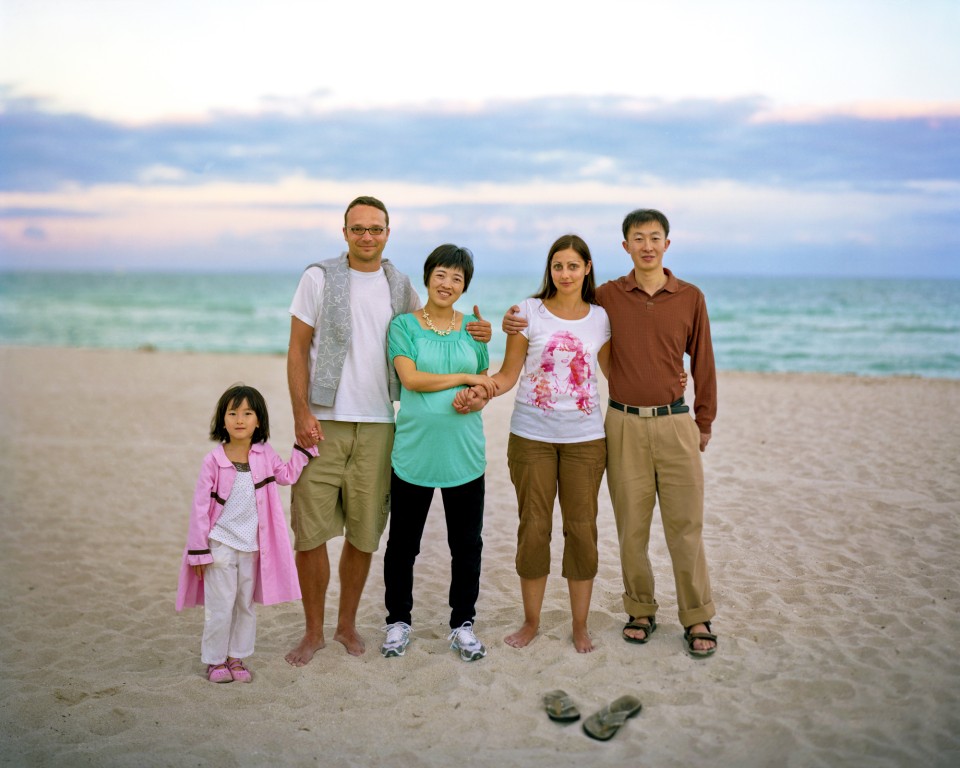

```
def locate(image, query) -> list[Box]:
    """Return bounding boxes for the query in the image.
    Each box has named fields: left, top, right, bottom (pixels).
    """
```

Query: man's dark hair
left=622, top=208, right=670, bottom=239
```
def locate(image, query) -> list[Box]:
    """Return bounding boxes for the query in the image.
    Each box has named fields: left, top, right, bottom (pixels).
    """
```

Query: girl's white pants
left=200, top=540, right=257, bottom=664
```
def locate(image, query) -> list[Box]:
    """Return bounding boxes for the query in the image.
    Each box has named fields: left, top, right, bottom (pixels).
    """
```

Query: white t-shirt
left=289, top=265, right=418, bottom=422
left=510, top=298, right=611, bottom=443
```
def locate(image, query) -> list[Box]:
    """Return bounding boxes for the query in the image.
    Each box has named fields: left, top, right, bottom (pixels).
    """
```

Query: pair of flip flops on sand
left=543, top=690, right=642, bottom=741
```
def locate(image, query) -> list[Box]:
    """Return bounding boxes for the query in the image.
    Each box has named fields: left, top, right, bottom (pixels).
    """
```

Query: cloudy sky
left=1, top=0, right=958, bottom=278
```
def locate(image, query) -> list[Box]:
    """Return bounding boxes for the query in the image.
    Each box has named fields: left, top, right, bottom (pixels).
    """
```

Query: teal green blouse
left=388, top=312, right=489, bottom=488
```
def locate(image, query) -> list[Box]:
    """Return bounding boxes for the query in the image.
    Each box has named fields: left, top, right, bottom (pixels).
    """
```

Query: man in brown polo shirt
left=598, top=208, right=717, bottom=658
left=502, top=208, right=718, bottom=657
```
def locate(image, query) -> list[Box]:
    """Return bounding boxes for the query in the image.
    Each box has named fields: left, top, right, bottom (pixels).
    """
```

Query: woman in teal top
left=388, top=310, right=488, bottom=487
left=380, top=244, right=497, bottom=663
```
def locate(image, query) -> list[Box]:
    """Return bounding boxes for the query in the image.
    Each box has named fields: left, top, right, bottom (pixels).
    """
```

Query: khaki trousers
left=604, top=407, right=715, bottom=627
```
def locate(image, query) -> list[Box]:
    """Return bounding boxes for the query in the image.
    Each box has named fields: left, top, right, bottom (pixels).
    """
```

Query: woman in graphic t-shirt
left=457, top=234, right=610, bottom=653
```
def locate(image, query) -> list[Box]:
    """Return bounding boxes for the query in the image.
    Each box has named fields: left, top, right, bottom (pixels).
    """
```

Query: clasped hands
left=452, top=375, right=498, bottom=414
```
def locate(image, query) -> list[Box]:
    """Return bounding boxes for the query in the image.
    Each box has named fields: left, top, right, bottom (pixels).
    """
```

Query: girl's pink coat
left=175, top=441, right=316, bottom=611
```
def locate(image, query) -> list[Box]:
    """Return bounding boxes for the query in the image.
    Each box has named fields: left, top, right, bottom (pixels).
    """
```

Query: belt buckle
left=611, top=398, right=676, bottom=418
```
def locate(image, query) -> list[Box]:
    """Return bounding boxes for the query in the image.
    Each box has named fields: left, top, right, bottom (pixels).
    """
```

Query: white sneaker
left=381, top=622, right=412, bottom=658
left=447, top=621, right=486, bottom=662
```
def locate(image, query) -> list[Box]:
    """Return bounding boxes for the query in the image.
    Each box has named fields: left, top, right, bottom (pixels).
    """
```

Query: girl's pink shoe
left=227, top=658, right=252, bottom=683
left=206, top=663, right=233, bottom=683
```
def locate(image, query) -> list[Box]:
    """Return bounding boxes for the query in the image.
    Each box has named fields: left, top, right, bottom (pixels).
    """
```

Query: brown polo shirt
left=596, top=267, right=717, bottom=435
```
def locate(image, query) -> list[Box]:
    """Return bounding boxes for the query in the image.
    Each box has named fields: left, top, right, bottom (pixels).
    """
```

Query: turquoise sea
left=1, top=272, right=958, bottom=379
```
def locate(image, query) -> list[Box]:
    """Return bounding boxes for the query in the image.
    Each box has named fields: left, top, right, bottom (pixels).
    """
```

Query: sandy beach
left=1, top=345, right=959, bottom=767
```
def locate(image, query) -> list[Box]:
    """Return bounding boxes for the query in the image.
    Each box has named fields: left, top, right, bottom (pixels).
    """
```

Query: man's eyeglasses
left=348, top=225, right=386, bottom=236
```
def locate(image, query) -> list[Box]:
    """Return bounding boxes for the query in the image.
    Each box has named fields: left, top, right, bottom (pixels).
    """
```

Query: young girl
left=176, top=384, right=317, bottom=683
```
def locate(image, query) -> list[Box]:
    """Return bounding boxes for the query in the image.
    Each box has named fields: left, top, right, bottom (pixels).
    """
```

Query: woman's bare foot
left=572, top=625, right=594, bottom=653
left=334, top=625, right=366, bottom=656
left=285, top=632, right=325, bottom=667
left=504, top=621, right=539, bottom=648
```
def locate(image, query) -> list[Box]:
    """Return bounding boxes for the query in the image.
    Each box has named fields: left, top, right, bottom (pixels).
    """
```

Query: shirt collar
left=214, top=442, right=263, bottom=467
left=623, top=267, right=679, bottom=295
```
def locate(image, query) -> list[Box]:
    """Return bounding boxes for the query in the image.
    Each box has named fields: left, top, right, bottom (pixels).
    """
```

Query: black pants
left=384, top=471, right=485, bottom=629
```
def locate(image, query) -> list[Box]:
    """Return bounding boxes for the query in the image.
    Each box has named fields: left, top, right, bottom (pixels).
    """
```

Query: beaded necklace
left=422, top=307, right=457, bottom=336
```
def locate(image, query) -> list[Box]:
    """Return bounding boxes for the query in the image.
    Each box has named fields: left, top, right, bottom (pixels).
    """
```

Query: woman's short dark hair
left=209, top=384, right=270, bottom=444
left=532, top=234, right=597, bottom=304
left=422, top=244, right=475, bottom=291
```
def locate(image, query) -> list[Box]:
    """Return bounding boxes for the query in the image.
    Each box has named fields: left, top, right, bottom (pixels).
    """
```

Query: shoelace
left=382, top=623, right=409, bottom=646
left=448, top=622, right=480, bottom=648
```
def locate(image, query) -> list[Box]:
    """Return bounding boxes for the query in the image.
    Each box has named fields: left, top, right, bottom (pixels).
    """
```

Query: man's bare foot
left=684, top=622, right=717, bottom=656
left=334, top=625, right=366, bottom=656
left=622, top=616, right=656, bottom=643
left=285, top=632, right=325, bottom=667
left=504, top=621, right=539, bottom=648
left=573, top=626, right=594, bottom=653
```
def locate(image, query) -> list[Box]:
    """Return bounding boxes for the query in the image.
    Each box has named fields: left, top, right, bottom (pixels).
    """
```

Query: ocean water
left=1, top=272, right=958, bottom=379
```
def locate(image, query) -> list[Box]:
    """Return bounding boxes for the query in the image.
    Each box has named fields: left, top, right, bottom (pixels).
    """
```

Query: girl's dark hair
left=422, top=243, right=475, bottom=291
left=532, top=234, right=597, bottom=304
left=209, top=384, right=270, bottom=443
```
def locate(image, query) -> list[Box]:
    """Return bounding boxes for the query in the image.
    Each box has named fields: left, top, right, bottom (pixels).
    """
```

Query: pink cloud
left=751, top=101, right=960, bottom=124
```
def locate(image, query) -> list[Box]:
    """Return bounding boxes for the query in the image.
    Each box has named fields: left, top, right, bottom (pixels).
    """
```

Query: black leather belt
left=608, top=397, right=688, bottom=417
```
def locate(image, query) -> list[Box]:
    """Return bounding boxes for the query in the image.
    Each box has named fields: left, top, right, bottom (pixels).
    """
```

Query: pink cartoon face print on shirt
left=526, top=330, right=596, bottom=414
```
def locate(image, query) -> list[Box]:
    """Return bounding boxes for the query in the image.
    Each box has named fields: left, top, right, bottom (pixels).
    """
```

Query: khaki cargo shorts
left=291, top=421, right=394, bottom=553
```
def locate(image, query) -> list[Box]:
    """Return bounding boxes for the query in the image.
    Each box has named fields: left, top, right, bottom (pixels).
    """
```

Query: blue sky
left=1, top=0, right=958, bottom=277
